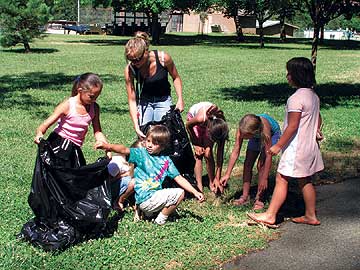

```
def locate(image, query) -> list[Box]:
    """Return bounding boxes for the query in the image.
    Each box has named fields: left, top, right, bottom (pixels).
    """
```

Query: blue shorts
left=247, top=131, right=281, bottom=152
left=118, top=175, right=131, bottom=196
left=138, top=95, right=172, bottom=126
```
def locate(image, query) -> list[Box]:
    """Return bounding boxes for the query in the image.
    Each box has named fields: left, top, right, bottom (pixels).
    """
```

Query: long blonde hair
left=239, top=114, right=270, bottom=147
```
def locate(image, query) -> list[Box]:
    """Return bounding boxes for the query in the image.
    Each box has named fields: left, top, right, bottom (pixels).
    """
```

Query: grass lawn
left=0, top=33, right=359, bottom=269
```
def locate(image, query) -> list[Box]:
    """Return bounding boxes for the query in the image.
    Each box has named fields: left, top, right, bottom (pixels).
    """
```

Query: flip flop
left=233, top=195, right=250, bottom=206
left=292, top=216, right=321, bottom=226
left=246, top=212, right=279, bottom=229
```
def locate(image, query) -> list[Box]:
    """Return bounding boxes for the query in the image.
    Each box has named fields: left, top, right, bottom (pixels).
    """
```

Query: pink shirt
left=277, top=88, right=324, bottom=177
left=54, top=97, right=95, bottom=146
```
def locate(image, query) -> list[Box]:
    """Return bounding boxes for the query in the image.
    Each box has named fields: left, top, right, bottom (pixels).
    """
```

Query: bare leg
left=194, top=154, right=204, bottom=192
left=249, top=173, right=289, bottom=224
left=242, top=150, right=259, bottom=198
left=117, top=179, right=135, bottom=211
left=293, top=177, right=320, bottom=225
left=204, top=147, right=215, bottom=192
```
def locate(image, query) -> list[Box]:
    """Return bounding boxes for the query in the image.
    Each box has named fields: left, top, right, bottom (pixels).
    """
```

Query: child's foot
left=253, top=200, right=265, bottom=211
left=247, top=212, right=277, bottom=228
left=292, top=216, right=320, bottom=226
left=233, top=195, right=250, bottom=206
left=133, top=207, right=143, bottom=222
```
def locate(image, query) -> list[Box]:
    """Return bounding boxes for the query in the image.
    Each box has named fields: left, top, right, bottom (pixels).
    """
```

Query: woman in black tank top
left=124, top=32, right=184, bottom=138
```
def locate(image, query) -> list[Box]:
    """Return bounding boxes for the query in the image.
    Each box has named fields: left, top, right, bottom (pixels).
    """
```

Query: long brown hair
left=206, top=108, right=229, bottom=144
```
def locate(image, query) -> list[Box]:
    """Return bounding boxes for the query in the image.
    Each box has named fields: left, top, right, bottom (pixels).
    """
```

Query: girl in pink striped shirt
left=34, top=73, right=108, bottom=167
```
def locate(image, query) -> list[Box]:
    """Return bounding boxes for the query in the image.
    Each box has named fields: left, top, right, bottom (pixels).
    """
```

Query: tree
left=109, top=0, right=208, bottom=44
left=302, top=0, right=359, bottom=70
left=276, top=0, right=298, bottom=42
left=0, top=0, right=50, bottom=53
left=243, top=0, right=279, bottom=47
left=217, top=0, right=246, bottom=42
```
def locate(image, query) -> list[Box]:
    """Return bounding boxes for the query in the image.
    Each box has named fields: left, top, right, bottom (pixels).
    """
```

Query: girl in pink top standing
left=34, top=73, right=108, bottom=167
left=248, top=57, right=324, bottom=227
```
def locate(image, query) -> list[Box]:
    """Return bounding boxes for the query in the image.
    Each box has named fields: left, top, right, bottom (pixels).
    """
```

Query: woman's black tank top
left=133, top=50, right=171, bottom=98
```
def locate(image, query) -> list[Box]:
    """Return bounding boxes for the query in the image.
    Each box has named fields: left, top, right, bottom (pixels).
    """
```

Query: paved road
left=220, top=178, right=360, bottom=270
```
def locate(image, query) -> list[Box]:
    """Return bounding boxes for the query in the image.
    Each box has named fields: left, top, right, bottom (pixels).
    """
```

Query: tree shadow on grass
left=65, top=38, right=128, bottom=47
left=160, top=34, right=359, bottom=50
left=0, top=72, right=126, bottom=116
left=217, top=82, right=360, bottom=108
left=1, top=48, right=59, bottom=54
left=62, top=34, right=359, bottom=50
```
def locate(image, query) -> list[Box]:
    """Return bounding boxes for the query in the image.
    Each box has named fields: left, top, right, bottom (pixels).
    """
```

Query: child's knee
left=176, top=190, right=185, bottom=204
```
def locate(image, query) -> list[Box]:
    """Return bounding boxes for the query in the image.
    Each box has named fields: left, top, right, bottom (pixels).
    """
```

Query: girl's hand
left=316, top=129, right=323, bottom=141
left=34, top=133, right=44, bottom=144
left=106, top=150, right=112, bottom=159
left=194, top=146, right=205, bottom=157
left=213, top=178, right=224, bottom=193
left=94, top=141, right=108, bottom=151
left=220, top=174, right=230, bottom=187
left=268, top=144, right=281, bottom=156
left=206, top=105, right=219, bottom=119
left=257, top=179, right=268, bottom=193
left=194, top=191, right=205, bottom=202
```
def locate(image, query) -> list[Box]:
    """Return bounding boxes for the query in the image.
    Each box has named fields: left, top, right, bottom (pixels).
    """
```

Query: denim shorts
left=118, top=175, right=131, bottom=196
left=138, top=95, right=172, bottom=126
left=247, top=131, right=281, bottom=152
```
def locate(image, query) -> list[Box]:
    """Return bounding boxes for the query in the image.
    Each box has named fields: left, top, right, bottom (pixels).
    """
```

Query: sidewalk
left=220, top=178, right=360, bottom=270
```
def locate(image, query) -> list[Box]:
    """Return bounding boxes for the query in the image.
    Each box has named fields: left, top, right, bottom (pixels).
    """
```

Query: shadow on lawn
left=61, top=34, right=359, bottom=50
left=0, top=72, right=127, bottom=116
left=1, top=48, right=59, bottom=54
left=217, top=82, right=360, bottom=108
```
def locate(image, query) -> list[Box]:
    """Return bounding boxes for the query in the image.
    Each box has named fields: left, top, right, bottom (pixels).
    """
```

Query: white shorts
left=139, top=188, right=184, bottom=216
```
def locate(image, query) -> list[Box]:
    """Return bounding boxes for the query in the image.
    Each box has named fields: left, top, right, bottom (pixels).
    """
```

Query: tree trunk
left=151, top=13, right=161, bottom=45
left=23, top=41, right=31, bottom=53
left=319, top=26, right=324, bottom=44
left=234, top=15, right=245, bottom=42
left=311, top=25, right=320, bottom=72
left=279, top=16, right=286, bottom=42
left=258, top=21, right=264, bottom=48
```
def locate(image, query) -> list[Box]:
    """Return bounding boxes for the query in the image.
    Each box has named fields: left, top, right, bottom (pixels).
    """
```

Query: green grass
left=0, top=33, right=359, bottom=269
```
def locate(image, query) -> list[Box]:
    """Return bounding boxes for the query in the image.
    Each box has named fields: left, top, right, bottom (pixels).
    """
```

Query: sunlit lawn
left=0, top=33, right=359, bottom=269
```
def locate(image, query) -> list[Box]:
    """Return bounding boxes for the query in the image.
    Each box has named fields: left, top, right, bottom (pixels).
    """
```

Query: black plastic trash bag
left=140, top=106, right=197, bottom=191
left=20, top=139, right=112, bottom=251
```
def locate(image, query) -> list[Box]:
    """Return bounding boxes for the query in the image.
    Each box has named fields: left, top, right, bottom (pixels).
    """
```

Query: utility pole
left=77, top=0, right=80, bottom=24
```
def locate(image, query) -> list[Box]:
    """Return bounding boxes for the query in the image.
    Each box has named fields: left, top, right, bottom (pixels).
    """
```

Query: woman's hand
left=135, top=126, right=146, bottom=139
left=175, top=98, right=184, bottom=113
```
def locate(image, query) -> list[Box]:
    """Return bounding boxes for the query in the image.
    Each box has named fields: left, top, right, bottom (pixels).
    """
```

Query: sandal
left=233, top=195, right=250, bottom=206
left=253, top=200, right=265, bottom=211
